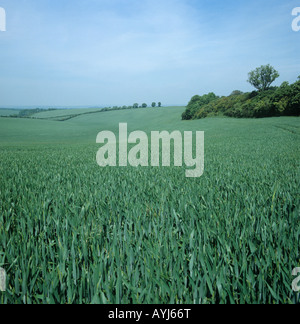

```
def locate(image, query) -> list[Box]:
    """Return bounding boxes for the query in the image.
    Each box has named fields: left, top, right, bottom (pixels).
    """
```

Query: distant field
left=31, top=106, right=185, bottom=121
left=31, top=108, right=105, bottom=120
left=0, top=108, right=299, bottom=304
left=0, top=108, right=20, bottom=116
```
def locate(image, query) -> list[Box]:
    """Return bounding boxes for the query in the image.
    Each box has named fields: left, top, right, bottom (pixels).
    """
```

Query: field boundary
left=0, top=106, right=181, bottom=122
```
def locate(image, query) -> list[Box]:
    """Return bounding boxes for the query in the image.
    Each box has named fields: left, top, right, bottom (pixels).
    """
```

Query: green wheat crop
left=0, top=112, right=299, bottom=304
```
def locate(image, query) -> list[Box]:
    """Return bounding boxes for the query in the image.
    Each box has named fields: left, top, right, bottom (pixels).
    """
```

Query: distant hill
left=1, top=105, right=175, bottom=122
left=0, top=108, right=21, bottom=117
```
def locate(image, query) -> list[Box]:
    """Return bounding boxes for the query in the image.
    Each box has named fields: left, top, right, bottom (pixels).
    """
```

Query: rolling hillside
left=31, top=108, right=105, bottom=121
left=0, top=108, right=20, bottom=117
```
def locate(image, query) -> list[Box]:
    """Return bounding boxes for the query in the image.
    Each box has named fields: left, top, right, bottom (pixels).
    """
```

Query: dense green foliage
left=182, top=79, right=300, bottom=120
left=182, top=93, right=219, bottom=120
left=0, top=108, right=299, bottom=304
left=248, top=65, right=280, bottom=91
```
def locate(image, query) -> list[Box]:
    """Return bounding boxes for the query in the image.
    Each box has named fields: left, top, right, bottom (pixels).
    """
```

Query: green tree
left=158, top=102, right=162, bottom=107
left=151, top=102, right=156, bottom=107
left=230, top=90, right=244, bottom=96
left=182, top=93, right=218, bottom=120
left=142, top=103, right=147, bottom=108
left=280, top=81, right=289, bottom=88
left=247, top=64, right=279, bottom=91
left=133, top=103, right=139, bottom=109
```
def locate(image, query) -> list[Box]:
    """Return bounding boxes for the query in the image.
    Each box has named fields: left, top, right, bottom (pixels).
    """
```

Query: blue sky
left=0, top=0, right=299, bottom=107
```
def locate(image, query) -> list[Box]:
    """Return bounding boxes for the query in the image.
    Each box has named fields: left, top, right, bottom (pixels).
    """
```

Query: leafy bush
left=182, top=93, right=219, bottom=120
left=182, top=79, right=300, bottom=120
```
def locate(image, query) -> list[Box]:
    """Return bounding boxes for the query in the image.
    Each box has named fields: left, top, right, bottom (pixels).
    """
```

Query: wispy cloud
left=0, top=0, right=299, bottom=106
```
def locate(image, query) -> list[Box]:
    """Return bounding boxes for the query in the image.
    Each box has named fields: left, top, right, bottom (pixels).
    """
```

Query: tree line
left=182, top=65, right=300, bottom=120
left=5, top=102, right=163, bottom=118
left=123, top=102, right=162, bottom=109
left=102, top=102, right=162, bottom=112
